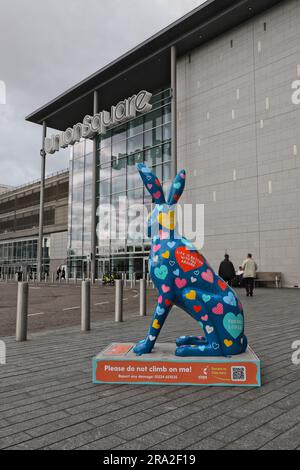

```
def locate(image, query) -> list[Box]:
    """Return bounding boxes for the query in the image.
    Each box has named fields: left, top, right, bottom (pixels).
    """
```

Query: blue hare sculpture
left=133, top=163, right=248, bottom=357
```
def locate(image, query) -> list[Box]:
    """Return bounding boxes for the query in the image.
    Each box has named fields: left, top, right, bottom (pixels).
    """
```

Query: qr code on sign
left=231, top=366, right=246, bottom=381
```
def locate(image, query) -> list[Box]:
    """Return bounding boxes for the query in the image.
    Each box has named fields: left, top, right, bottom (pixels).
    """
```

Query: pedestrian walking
left=242, top=254, right=258, bottom=297
left=56, top=266, right=61, bottom=281
left=61, top=268, right=66, bottom=280
left=218, top=254, right=236, bottom=287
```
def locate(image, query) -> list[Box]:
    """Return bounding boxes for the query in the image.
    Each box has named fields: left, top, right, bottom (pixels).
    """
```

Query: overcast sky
left=0, top=0, right=205, bottom=186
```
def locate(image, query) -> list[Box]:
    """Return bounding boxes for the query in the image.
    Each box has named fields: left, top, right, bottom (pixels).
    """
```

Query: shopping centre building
left=21, top=0, right=300, bottom=286
left=0, top=171, right=68, bottom=277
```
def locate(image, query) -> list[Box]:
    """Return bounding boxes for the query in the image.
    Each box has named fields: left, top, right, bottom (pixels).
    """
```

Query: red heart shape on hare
left=175, top=247, right=204, bottom=273
left=193, top=305, right=202, bottom=313
left=218, top=280, right=227, bottom=291
left=165, top=299, right=172, bottom=307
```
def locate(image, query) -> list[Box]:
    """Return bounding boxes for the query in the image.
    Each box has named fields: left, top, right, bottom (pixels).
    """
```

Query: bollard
left=51, top=272, right=54, bottom=284
left=81, top=280, right=91, bottom=332
left=115, top=279, right=123, bottom=322
left=139, top=279, right=147, bottom=317
left=16, top=282, right=29, bottom=341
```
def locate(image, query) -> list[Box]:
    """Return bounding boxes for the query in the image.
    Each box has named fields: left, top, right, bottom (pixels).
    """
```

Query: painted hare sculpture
left=133, top=163, right=248, bottom=357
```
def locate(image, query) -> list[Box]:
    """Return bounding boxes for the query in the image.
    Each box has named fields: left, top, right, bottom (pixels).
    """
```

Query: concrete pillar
left=115, top=279, right=123, bottom=322
left=16, top=282, right=29, bottom=341
left=139, top=279, right=147, bottom=317
left=81, top=280, right=91, bottom=332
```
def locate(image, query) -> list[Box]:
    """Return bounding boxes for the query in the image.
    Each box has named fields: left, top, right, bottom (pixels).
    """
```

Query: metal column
left=91, top=90, right=99, bottom=283
left=37, top=121, right=47, bottom=280
left=171, top=45, right=177, bottom=178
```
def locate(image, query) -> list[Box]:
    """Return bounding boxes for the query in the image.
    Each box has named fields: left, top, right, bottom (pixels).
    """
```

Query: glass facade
left=0, top=237, right=49, bottom=277
left=68, top=88, right=172, bottom=278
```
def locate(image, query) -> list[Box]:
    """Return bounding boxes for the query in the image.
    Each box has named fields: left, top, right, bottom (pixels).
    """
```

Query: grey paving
left=0, top=288, right=300, bottom=450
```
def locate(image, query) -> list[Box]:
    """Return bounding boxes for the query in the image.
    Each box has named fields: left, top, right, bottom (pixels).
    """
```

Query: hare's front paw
left=133, top=339, right=152, bottom=356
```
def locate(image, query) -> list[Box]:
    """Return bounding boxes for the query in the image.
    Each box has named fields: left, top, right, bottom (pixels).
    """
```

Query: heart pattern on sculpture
left=201, top=269, right=214, bottom=284
left=223, top=313, right=244, bottom=339
left=154, top=266, right=168, bottom=280
left=175, top=246, right=204, bottom=273
left=134, top=162, right=247, bottom=359
left=185, top=290, right=196, bottom=300
left=175, top=278, right=187, bottom=289
left=224, top=292, right=237, bottom=307
left=212, top=303, right=224, bottom=315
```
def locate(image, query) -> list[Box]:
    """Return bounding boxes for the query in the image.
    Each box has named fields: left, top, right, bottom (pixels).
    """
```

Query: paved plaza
left=0, top=282, right=158, bottom=337
left=0, top=287, right=300, bottom=450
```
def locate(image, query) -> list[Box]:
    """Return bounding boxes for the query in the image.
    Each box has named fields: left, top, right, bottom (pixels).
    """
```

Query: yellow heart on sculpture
left=162, top=250, right=170, bottom=259
left=153, top=320, right=161, bottom=330
left=224, top=339, right=233, bottom=347
left=158, top=211, right=175, bottom=230
left=185, top=290, right=196, bottom=300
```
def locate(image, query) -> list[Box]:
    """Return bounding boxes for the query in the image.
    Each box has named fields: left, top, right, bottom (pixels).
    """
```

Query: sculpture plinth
left=93, top=343, right=261, bottom=387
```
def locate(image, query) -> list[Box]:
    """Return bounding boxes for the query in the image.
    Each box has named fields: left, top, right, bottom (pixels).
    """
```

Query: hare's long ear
left=137, top=163, right=165, bottom=204
left=167, top=170, right=186, bottom=205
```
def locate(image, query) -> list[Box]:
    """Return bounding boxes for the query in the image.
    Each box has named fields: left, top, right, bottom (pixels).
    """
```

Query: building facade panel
left=177, top=0, right=300, bottom=286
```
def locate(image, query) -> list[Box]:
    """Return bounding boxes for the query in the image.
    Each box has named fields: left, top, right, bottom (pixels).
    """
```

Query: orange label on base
left=95, top=360, right=259, bottom=386
left=102, top=344, right=133, bottom=356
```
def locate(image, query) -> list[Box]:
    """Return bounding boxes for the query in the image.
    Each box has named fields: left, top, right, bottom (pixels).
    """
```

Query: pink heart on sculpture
left=175, top=278, right=187, bottom=289
left=201, top=315, right=208, bottom=322
left=201, top=269, right=214, bottom=284
left=212, top=303, right=224, bottom=315
left=158, top=295, right=163, bottom=304
left=153, top=244, right=161, bottom=253
left=153, top=191, right=161, bottom=199
left=147, top=184, right=153, bottom=189
left=180, top=173, right=186, bottom=179
left=160, top=231, right=169, bottom=240
left=162, top=284, right=170, bottom=293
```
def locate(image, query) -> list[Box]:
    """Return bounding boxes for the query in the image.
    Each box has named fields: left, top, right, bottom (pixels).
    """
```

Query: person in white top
left=236, top=266, right=244, bottom=287
left=242, top=254, right=258, bottom=297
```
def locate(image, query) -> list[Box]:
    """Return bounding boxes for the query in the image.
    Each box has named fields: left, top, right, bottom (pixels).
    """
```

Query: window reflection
left=144, top=108, right=162, bottom=130
left=112, top=139, right=126, bottom=159
left=128, top=134, right=143, bottom=154
left=100, top=146, right=111, bottom=165
left=128, top=116, right=143, bottom=137
left=69, top=90, right=172, bottom=264
left=99, top=166, right=111, bottom=182
left=111, top=175, right=126, bottom=194
left=144, top=146, right=162, bottom=167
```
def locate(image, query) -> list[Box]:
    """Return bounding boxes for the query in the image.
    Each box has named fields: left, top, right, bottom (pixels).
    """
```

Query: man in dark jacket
left=218, top=254, right=236, bottom=287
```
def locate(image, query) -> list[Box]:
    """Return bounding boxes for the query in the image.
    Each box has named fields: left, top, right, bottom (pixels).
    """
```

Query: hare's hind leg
left=175, top=289, right=224, bottom=357
left=176, top=336, right=207, bottom=347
